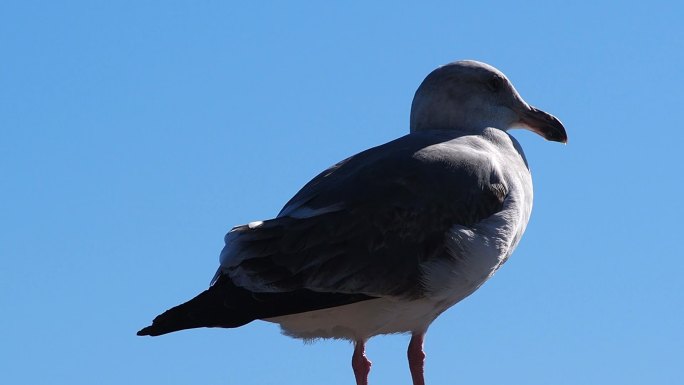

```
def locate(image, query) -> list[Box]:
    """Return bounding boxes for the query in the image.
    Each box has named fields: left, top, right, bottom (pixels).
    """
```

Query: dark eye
left=487, top=76, right=503, bottom=92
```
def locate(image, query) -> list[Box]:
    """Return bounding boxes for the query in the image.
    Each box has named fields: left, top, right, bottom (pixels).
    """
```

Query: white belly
left=264, top=296, right=449, bottom=341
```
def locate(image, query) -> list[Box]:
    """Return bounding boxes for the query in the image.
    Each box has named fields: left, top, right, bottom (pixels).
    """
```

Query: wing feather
left=216, top=132, right=507, bottom=300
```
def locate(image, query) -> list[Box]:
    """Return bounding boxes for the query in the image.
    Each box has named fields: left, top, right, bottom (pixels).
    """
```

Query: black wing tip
left=134, top=284, right=253, bottom=338
left=136, top=319, right=174, bottom=336
left=136, top=325, right=156, bottom=336
left=134, top=305, right=206, bottom=337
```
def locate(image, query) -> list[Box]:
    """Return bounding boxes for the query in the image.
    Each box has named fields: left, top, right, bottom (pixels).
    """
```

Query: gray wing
left=216, top=132, right=507, bottom=299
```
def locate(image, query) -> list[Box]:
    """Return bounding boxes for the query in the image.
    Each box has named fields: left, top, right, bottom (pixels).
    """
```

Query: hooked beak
left=518, top=105, right=568, bottom=143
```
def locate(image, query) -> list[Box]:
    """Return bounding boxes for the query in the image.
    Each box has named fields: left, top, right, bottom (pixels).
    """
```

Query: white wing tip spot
left=248, top=220, right=264, bottom=229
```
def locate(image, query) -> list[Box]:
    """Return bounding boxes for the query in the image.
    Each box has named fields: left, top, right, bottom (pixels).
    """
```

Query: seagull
left=138, top=60, right=567, bottom=385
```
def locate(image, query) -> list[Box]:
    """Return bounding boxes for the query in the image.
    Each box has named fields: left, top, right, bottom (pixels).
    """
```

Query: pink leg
left=352, top=340, right=372, bottom=385
left=407, top=333, right=426, bottom=385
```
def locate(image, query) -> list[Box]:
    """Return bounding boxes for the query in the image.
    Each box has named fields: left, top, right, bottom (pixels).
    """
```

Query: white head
left=410, top=60, right=567, bottom=143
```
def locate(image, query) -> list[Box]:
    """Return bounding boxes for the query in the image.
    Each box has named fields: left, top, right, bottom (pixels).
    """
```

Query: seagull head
left=410, top=60, right=567, bottom=143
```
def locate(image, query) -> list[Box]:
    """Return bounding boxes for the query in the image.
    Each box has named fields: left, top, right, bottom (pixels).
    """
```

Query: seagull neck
left=409, top=125, right=493, bottom=136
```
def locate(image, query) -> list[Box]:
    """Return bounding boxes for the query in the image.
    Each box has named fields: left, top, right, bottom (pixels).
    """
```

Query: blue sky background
left=2, top=1, right=683, bottom=384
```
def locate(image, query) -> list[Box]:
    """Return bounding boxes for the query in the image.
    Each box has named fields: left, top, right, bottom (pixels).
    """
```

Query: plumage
left=220, top=131, right=509, bottom=298
left=138, top=60, right=567, bottom=385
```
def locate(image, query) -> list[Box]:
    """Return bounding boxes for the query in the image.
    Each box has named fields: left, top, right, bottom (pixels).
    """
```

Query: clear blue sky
left=2, top=1, right=683, bottom=384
